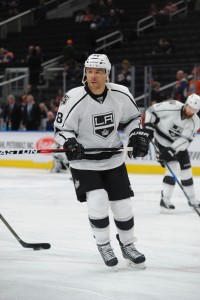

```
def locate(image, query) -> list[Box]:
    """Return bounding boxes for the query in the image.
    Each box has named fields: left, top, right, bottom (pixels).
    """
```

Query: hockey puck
left=33, top=247, right=41, bottom=250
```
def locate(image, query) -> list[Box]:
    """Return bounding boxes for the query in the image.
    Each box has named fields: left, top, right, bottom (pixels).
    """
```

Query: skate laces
left=123, top=243, right=141, bottom=258
left=98, top=243, right=115, bottom=261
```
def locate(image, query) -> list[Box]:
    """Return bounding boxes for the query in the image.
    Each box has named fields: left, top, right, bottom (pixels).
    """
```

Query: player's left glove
left=127, top=128, right=150, bottom=158
left=63, top=138, right=84, bottom=160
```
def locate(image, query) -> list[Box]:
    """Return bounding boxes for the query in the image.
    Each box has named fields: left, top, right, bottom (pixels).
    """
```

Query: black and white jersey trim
left=62, top=93, right=88, bottom=127
left=155, top=127, right=174, bottom=143
left=120, top=114, right=141, bottom=128
left=111, top=89, right=139, bottom=111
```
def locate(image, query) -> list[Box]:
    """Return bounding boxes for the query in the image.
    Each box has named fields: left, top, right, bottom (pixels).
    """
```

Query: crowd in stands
left=0, top=0, right=47, bottom=22
left=0, top=84, right=63, bottom=131
left=152, top=65, right=200, bottom=110
left=0, top=0, right=20, bottom=19
left=74, top=0, right=125, bottom=27
left=0, top=0, right=200, bottom=131
left=148, top=1, right=177, bottom=26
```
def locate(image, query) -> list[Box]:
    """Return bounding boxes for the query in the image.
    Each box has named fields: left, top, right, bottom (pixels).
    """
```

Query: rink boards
left=0, top=131, right=200, bottom=175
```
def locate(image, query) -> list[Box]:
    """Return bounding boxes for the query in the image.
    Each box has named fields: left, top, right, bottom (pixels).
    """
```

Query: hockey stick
left=0, top=213, right=51, bottom=250
left=151, top=141, right=200, bottom=217
left=0, top=147, right=133, bottom=156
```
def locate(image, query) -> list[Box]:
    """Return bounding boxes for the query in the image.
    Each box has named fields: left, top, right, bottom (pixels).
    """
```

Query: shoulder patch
left=60, top=94, right=70, bottom=105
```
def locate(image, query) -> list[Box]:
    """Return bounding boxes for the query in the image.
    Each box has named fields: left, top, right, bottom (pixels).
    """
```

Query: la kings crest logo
left=60, top=94, right=70, bottom=105
left=169, top=123, right=183, bottom=137
left=93, top=112, right=115, bottom=139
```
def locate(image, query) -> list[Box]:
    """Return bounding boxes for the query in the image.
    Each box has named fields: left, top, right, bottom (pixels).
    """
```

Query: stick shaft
left=0, top=213, right=51, bottom=249
left=0, top=147, right=133, bottom=155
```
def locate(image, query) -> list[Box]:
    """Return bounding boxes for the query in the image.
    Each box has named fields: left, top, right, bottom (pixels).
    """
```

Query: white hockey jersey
left=145, top=100, right=200, bottom=153
left=54, top=82, right=142, bottom=170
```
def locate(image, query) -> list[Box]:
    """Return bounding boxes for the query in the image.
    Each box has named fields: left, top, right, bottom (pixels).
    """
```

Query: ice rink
left=0, top=167, right=200, bottom=300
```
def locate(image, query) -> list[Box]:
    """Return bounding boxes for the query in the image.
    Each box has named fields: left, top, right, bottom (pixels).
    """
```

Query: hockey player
left=144, top=93, right=200, bottom=212
left=54, top=54, right=150, bottom=269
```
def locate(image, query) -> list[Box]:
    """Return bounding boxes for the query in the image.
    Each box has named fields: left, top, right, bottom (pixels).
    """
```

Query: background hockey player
left=54, top=54, right=150, bottom=269
left=50, top=142, right=70, bottom=173
left=144, top=93, right=200, bottom=212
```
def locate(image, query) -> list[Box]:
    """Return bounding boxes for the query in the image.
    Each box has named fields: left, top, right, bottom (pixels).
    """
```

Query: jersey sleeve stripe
left=120, top=114, right=141, bottom=128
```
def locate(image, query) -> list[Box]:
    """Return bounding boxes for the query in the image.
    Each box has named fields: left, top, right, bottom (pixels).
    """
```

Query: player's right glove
left=127, top=128, right=150, bottom=158
left=63, top=138, right=84, bottom=161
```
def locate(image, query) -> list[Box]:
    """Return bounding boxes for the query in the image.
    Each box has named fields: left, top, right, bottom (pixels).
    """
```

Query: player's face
left=86, top=67, right=107, bottom=92
left=184, top=104, right=198, bottom=118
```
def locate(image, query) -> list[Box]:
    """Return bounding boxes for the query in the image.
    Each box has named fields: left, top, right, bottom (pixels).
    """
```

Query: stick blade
left=20, top=241, right=51, bottom=250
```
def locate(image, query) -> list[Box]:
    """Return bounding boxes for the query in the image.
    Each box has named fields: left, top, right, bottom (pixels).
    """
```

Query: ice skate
left=160, top=191, right=175, bottom=213
left=188, top=197, right=200, bottom=208
left=97, top=242, right=118, bottom=270
left=116, top=234, right=146, bottom=269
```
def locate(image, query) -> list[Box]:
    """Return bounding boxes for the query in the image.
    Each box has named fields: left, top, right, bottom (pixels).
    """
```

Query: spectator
left=46, top=111, right=55, bottom=131
left=82, top=6, right=94, bottom=22
left=3, top=94, right=22, bottom=130
left=116, top=59, right=132, bottom=88
left=172, top=70, right=188, bottom=102
left=188, top=66, right=200, bottom=96
left=148, top=2, right=159, bottom=17
left=39, top=102, right=48, bottom=130
left=35, top=46, right=45, bottom=63
left=55, top=88, right=64, bottom=102
left=39, top=102, right=48, bottom=119
left=162, top=1, right=177, bottom=14
left=8, top=0, right=19, bottom=17
left=150, top=81, right=165, bottom=104
left=0, top=47, right=14, bottom=63
left=105, top=8, right=119, bottom=25
left=24, top=45, right=34, bottom=63
left=152, top=38, right=174, bottom=55
left=105, top=0, right=125, bottom=23
left=93, top=0, right=107, bottom=25
left=50, top=99, right=59, bottom=117
left=150, top=1, right=177, bottom=26
left=63, top=39, right=76, bottom=66
left=22, top=94, right=41, bottom=130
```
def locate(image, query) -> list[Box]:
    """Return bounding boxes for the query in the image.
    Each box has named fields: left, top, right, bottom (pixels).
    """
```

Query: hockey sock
left=110, top=198, right=135, bottom=245
left=87, top=189, right=110, bottom=245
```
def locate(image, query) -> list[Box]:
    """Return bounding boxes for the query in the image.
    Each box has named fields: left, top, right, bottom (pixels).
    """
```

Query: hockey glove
left=63, top=138, right=84, bottom=161
left=157, top=147, right=176, bottom=166
left=127, top=128, right=150, bottom=158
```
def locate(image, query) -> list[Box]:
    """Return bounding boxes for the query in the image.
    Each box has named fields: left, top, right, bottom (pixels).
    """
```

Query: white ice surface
left=0, top=167, right=200, bottom=300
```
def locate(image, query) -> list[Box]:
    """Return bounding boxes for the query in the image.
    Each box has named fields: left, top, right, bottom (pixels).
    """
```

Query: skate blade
left=111, top=265, right=118, bottom=272
left=160, top=207, right=174, bottom=214
left=126, top=259, right=146, bottom=269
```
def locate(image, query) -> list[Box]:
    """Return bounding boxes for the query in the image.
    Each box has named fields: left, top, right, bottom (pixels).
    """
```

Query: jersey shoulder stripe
left=111, top=89, right=139, bottom=111
left=62, top=92, right=88, bottom=127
